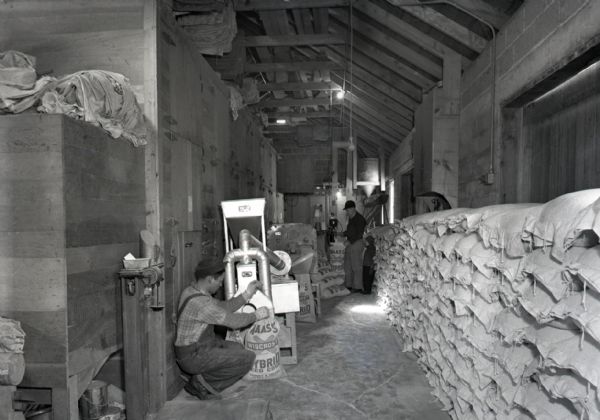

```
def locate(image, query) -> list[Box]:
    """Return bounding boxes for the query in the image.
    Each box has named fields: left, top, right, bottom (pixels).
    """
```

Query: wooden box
left=0, top=114, right=145, bottom=419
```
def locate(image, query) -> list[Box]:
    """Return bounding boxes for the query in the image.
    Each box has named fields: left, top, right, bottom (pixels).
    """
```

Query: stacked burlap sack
left=372, top=189, right=600, bottom=420
left=311, top=254, right=349, bottom=299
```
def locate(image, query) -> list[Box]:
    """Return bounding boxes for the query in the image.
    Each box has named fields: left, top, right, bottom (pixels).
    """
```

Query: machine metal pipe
left=223, top=248, right=273, bottom=300
left=238, top=229, right=287, bottom=271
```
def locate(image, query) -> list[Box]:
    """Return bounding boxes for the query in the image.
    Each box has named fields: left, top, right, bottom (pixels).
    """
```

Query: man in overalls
left=174, top=258, right=270, bottom=399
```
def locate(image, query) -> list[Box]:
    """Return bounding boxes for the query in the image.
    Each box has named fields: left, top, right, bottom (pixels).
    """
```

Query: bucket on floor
left=79, top=380, right=108, bottom=420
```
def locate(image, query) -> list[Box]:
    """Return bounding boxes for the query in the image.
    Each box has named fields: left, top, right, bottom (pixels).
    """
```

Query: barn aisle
left=157, top=293, right=446, bottom=420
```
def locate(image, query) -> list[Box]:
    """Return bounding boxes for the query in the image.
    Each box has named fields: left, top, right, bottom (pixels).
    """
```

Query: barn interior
left=2, top=0, right=600, bottom=419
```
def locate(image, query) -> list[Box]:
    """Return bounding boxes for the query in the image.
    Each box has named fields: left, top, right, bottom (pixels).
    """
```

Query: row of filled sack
left=379, top=241, right=600, bottom=416
left=376, top=257, right=600, bottom=408
left=396, top=189, right=600, bottom=262
left=378, top=278, right=600, bottom=420
left=374, top=222, right=600, bottom=344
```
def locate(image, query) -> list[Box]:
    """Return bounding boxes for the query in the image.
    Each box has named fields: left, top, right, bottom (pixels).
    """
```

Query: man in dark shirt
left=342, top=200, right=367, bottom=292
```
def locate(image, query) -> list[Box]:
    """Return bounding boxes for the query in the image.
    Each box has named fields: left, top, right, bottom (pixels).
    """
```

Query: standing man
left=175, top=258, right=270, bottom=399
left=342, top=200, right=367, bottom=293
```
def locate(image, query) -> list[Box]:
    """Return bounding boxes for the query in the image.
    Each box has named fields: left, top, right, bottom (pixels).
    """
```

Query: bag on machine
left=244, top=314, right=285, bottom=380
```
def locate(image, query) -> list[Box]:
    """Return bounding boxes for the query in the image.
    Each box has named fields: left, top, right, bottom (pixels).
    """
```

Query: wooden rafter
left=257, top=82, right=339, bottom=91
left=257, top=96, right=341, bottom=107
left=391, top=3, right=487, bottom=52
left=325, top=46, right=422, bottom=104
left=267, top=111, right=335, bottom=119
left=234, top=0, right=349, bottom=12
left=346, top=105, right=408, bottom=141
left=441, top=0, right=511, bottom=30
left=354, top=0, right=451, bottom=59
left=329, top=72, right=413, bottom=120
left=243, top=34, right=345, bottom=47
left=330, top=7, right=443, bottom=81
left=246, top=60, right=342, bottom=73
left=341, top=90, right=412, bottom=132
left=329, top=19, right=436, bottom=88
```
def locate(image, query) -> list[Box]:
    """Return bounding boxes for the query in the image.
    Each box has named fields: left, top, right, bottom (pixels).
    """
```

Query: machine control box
left=235, top=263, right=300, bottom=314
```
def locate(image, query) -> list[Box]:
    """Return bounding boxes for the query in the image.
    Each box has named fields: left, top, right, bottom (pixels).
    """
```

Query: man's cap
left=343, top=200, right=356, bottom=210
left=194, top=257, right=225, bottom=280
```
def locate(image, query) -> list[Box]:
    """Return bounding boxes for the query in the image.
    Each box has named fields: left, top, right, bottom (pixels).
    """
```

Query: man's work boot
left=184, top=376, right=221, bottom=400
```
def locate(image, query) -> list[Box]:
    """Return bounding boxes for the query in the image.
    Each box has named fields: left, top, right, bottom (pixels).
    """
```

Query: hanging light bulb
left=348, top=134, right=355, bottom=151
left=335, top=90, right=345, bottom=100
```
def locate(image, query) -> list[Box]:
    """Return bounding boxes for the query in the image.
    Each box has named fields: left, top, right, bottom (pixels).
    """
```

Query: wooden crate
left=277, top=313, right=297, bottom=365
left=0, top=114, right=145, bottom=419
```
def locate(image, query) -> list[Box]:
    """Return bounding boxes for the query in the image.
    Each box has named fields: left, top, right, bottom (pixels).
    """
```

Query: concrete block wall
left=459, top=0, right=600, bottom=207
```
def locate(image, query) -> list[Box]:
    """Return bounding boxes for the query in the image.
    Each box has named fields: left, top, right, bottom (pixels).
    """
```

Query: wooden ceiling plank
left=267, top=111, right=334, bottom=118
left=363, top=0, right=478, bottom=60
left=246, top=61, right=342, bottom=73
left=243, top=33, right=345, bottom=47
left=234, top=0, right=349, bottom=12
left=343, top=91, right=412, bottom=132
left=355, top=0, right=453, bottom=59
left=330, top=8, right=443, bottom=80
left=343, top=118, right=398, bottom=153
left=347, top=104, right=409, bottom=141
left=257, top=96, right=341, bottom=107
left=406, top=3, right=492, bottom=40
left=326, top=46, right=422, bottom=104
left=341, top=105, right=406, bottom=145
left=329, top=20, right=436, bottom=88
left=389, top=2, right=487, bottom=52
left=258, top=81, right=338, bottom=91
left=337, top=118, right=396, bottom=154
left=313, top=8, right=330, bottom=34
left=442, top=0, right=510, bottom=30
left=329, top=72, right=413, bottom=121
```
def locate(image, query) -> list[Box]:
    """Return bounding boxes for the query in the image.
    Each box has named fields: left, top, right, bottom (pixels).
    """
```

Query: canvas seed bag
left=244, top=314, right=285, bottom=380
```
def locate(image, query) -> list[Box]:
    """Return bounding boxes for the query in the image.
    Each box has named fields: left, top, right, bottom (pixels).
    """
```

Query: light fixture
left=335, top=90, right=345, bottom=100
left=348, top=135, right=355, bottom=151
left=276, top=119, right=286, bottom=125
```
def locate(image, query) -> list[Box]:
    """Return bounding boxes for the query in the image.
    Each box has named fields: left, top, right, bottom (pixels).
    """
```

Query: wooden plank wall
left=0, top=0, right=145, bottom=96
left=0, top=0, right=278, bottom=407
left=62, top=117, right=145, bottom=391
left=156, top=5, right=272, bottom=398
left=0, top=115, right=68, bottom=403
left=522, top=61, right=600, bottom=203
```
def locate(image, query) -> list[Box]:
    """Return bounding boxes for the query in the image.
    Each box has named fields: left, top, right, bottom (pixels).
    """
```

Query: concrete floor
left=157, top=293, right=447, bottom=420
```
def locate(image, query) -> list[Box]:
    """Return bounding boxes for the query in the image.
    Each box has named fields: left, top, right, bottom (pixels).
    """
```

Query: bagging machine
left=220, top=198, right=300, bottom=363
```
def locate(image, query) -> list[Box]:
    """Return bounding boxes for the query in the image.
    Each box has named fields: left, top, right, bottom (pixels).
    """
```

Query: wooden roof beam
left=342, top=91, right=412, bottom=133
left=234, top=0, right=349, bottom=12
left=354, top=0, right=459, bottom=59
left=267, top=111, right=335, bottom=119
left=339, top=117, right=397, bottom=153
left=388, top=2, right=487, bottom=52
left=329, top=19, right=436, bottom=88
left=439, top=0, right=510, bottom=30
left=342, top=105, right=408, bottom=144
left=243, top=34, right=345, bottom=47
left=257, top=82, right=339, bottom=91
left=256, top=96, right=341, bottom=107
left=330, top=8, right=443, bottom=81
left=325, top=46, right=422, bottom=105
left=329, top=72, right=413, bottom=122
left=246, top=61, right=342, bottom=73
